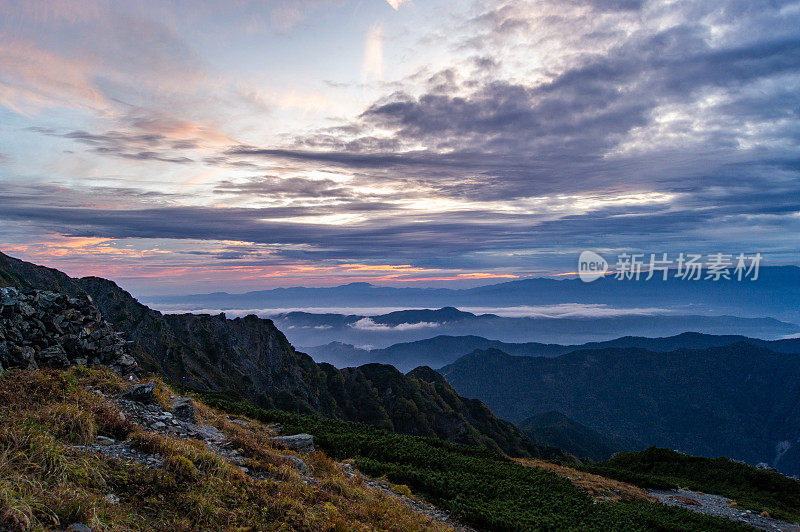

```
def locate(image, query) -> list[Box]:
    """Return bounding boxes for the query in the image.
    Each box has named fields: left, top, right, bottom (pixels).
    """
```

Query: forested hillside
left=440, top=346, right=800, bottom=474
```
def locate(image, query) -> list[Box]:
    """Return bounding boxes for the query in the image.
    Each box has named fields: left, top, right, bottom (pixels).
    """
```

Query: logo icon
left=578, top=251, right=608, bottom=283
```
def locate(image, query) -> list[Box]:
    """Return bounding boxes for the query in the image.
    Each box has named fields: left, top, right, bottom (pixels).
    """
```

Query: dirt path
left=514, top=458, right=800, bottom=531
left=649, top=489, right=800, bottom=532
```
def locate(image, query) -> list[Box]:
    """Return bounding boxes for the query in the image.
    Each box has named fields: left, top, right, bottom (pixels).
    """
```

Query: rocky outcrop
left=270, top=433, right=315, bottom=452
left=121, top=382, right=158, bottom=403
left=171, top=397, right=196, bottom=423
left=0, top=287, right=137, bottom=373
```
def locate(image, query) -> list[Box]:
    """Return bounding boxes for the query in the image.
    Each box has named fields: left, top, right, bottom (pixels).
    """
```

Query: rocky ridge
left=76, top=381, right=318, bottom=484
left=0, top=287, right=137, bottom=374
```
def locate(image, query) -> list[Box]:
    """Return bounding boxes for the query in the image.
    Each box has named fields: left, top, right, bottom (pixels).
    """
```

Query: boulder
left=0, top=287, right=19, bottom=307
left=270, top=433, right=314, bottom=452
left=39, top=345, right=70, bottom=368
left=121, top=382, right=157, bottom=404
left=171, top=397, right=196, bottom=423
left=186, top=423, right=226, bottom=442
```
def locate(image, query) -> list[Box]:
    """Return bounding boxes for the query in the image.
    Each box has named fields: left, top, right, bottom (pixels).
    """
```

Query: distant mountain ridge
left=0, top=251, right=563, bottom=459
left=270, top=308, right=798, bottom=349
left=439, top=344, right=800, bottom=474
left=145, top=265, right=800, bottom=322
left=304, top=332, right=800, bottom=371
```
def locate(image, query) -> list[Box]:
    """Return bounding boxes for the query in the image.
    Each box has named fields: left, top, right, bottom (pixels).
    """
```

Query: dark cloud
left=214, top=176, right=357, bottom=200
left=31, top=127, right=198, bottom=165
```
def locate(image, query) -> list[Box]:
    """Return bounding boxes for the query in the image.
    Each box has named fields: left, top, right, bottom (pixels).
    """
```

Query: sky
left=0, top=0, right=798, bottom=296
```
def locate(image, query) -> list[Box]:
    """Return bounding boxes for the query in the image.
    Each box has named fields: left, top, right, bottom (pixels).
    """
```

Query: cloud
left=460, top=304, right=671, bottom=318
left=349, top=317, right=439, bottom=331
left=0, top=37, right=106, bottom=114
left=362, top=24, right=384, bottom=81
left=1, top=0, right=799, bottom=292
left=385, top=0, right=409, bottom=10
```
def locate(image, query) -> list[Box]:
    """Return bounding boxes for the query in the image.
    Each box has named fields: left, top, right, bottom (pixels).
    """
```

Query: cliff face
left=75, top=275, right=332, bottom=414
left=0, top=251, right=562, bottom=459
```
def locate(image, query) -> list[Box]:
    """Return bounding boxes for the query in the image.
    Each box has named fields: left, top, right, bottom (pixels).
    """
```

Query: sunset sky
left=1, top=0, right=798, bottom=296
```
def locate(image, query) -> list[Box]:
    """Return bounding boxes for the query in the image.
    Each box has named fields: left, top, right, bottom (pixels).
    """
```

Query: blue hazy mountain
left=439, top=343, right=800, bottom=475
left=304, top=332, right=800, bottom=371
left=268, top=307, right=797, bottom=349
left=145, top=266, right=800, bottom=322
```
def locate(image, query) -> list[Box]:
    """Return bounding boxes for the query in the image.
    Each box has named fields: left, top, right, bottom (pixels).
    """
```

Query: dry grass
left=514, top=458, right=656, bottom=502
left=0, top=367, right=453, bottom=531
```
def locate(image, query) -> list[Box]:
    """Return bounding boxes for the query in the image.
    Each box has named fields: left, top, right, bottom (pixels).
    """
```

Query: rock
left=95, top=436, right=115, bottom=446
left=0, top=287, right=19, bottom=306
left=113, top=353, right=137, bottom=369
left=121, top=382, right=157, bottom=404
left=10, top=345, right=36, bottom=368
left=104, top=494, right=120, bottom=504
left=187, top=423, right=226, bottom=442
left=39, top=345, right=70, bottom=368
left=270, top=433, right=314, bottom=452
left=279, top=454, right=311, bottom=475
left=171, top=397, right=196, bottom=423
left=67, top=523, right=92, bottom=532
left=0, top=288, right=136, bottom=374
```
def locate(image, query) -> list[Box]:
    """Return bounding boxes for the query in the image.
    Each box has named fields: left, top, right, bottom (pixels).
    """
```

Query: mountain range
left=145, top=266, right=800, bottom=322
left=305, top=331, right=800, bottom=372
left=270, top=307, right=798, bottom=348
left=5, top=249, right=800, bottom=475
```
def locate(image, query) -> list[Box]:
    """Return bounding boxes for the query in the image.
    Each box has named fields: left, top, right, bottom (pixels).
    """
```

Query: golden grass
left=0, top=367, right=453, bottom=531
left=514, top=458, right=656, bottom=502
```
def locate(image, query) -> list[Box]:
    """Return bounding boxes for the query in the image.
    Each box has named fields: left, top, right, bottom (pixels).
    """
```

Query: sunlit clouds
left=1, top=0, right=799, bottom=295
left=385, top=0, right=409, bottom=10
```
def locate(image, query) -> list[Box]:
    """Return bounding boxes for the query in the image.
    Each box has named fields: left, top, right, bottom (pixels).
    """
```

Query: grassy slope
left=200, top=392, right=752, bottom=531
left=587, top=447, right=800, bottom=523
left=0, top=368, right=452, bottom=531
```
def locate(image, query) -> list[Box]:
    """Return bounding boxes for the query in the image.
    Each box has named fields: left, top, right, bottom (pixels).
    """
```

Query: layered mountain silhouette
left=272, top=308, right=797, bottom=348
left=0, top=251, right=566, bottom=460
left=147, top=265, right=800, bottom=323
left=305, top=332, right=800, bottom=372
